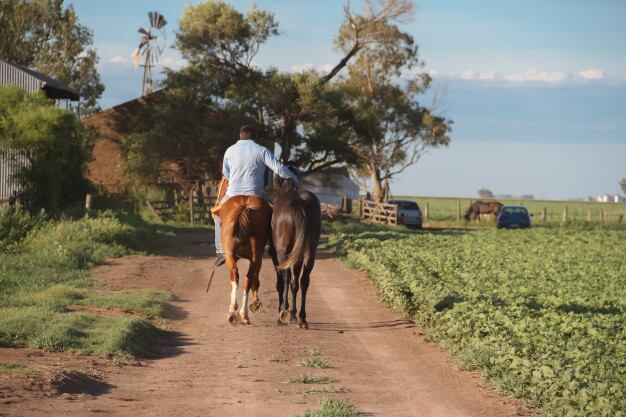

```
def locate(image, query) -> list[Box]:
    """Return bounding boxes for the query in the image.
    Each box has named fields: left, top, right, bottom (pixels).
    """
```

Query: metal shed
left=0, top=59, right=80, bottom=101
left=1, top=59, right=80, bottom=202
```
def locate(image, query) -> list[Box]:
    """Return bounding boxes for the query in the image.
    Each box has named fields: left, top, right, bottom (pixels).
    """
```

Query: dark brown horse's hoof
left=298, top=319, right=309, bottom=329
left=289, top=314, right=298, bottom=324
left=249, top=300, right=262, bottom=313
left=279, top=310, right=290, bottom=324
left=228, top=311, right=240, bottom=325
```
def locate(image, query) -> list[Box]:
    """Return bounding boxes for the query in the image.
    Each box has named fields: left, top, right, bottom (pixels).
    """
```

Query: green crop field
left=394, top=195, right=626, bottom=223
left=326, top=221, right=625, bottom=417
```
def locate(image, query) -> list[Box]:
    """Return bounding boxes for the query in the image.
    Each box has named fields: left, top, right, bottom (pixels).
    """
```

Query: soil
left=0, top=228, right=530, bottom=417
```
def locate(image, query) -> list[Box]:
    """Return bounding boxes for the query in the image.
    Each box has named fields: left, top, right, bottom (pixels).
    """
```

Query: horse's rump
left=221, top=196, right=271, bottom=255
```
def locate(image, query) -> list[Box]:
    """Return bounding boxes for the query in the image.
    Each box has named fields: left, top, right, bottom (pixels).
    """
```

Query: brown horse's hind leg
left=249, top=273, right=262, bottom=313
left=239, top=274, right=252, bottom=325
left=226, top=254, right=240, bottom=325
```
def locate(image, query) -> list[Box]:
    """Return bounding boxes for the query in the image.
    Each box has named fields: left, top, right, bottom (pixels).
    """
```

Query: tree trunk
left=372, top=168, right=384, bottom=203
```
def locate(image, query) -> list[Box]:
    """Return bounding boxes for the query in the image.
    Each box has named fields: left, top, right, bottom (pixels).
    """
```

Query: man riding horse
left=211, top=125, right=298, bottom=324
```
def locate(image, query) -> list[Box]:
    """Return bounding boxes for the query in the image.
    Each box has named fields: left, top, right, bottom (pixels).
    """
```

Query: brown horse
left=270, top=178, right=321, bottom=329
left=220, top=195, right=272, bottom=325
left=465, top=200, right=503, bottom=221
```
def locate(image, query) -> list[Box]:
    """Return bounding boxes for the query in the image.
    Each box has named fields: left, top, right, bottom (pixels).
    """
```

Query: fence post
left=341, top=195, right=351, bottom=213
left=456, top=200, right=461, bottom=224
left=85, top=194, right=93, bottom=211
left=587, top=209, right=592, bottom=221
left=424, top=202, right=429, bottom=223
left=189, top=190, right=195, bottom=225
left=393, top=204, right=398, bottom=226
left=359, top=198, right=363, bottom=218
left=562, top=207, right=568, bottom=223
left=541, top=207, right=547, bottom=221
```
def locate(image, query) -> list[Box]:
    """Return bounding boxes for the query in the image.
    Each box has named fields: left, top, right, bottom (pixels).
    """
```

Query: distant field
left=395, top=195, right=626, bottom=223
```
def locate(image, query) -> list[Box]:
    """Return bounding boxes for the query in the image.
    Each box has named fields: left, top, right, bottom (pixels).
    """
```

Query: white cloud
left=460, top=69, right=496, bottom=81
left=450, top=68, right=610, bottom=84
left=108, top=55, right=127, bottom=64
left=503, top=69, right=569, bottom=83
left=578, top=69, right=604, bottom=80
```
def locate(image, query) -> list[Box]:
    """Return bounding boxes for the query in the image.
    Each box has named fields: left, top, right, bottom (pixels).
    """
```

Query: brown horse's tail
left=229, top=197, right=257, bottom=242
left=277, top=203, right=307, bottom=270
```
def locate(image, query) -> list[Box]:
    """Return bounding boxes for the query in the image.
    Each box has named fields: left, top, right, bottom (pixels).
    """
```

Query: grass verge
left=0, top=208, right=172, bottom=357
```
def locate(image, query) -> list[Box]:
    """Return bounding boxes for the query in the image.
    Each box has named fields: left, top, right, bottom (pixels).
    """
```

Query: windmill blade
left=149, top=11, right=167, bottom=29
left=138, top=27, right=150, bottom=36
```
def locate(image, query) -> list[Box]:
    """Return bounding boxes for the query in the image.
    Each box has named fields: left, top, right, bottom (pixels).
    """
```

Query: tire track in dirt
left=1, top=229, right=528, bottom=417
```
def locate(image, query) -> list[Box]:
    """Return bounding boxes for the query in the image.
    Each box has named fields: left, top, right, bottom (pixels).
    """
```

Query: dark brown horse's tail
left=277, top=203, right=307, bottom=270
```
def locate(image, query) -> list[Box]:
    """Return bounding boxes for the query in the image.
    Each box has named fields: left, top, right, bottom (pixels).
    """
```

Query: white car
left=388, top=199, right=423, bottom=228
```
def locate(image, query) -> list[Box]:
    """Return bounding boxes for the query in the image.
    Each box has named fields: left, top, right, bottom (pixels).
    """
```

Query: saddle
left=211, top=177, right=274, bottom=217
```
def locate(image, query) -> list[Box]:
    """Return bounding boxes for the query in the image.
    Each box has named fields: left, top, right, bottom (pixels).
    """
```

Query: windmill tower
left=132, top=11, right=167, bottom=96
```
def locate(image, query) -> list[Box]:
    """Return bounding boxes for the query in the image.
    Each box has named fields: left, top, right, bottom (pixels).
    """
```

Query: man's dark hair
left=239, top=125, right=257, bottom=139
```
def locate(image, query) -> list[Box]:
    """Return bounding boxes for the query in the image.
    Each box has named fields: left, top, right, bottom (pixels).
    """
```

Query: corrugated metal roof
left=0, top=59, right=80, bottom=101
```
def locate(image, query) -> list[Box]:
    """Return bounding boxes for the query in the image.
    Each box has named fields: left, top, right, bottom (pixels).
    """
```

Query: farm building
left=300, top=166, right=359, bottom=206
left=0, top=59, right=80, bottom=202
left=82, top=95, right=154, bottom=193
left=595, top=193, right=626, bottom=203
left=0, top=59, right=80, bottom=101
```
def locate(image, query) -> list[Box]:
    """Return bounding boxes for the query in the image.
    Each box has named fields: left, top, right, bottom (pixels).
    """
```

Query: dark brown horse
left=465, top=200, right=503, bottom=221
left=270, top=178, right=321, bottom=329
left=220, top=195, right=272, bottom=325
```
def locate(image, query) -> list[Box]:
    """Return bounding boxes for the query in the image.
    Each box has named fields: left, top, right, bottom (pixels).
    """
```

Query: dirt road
left=1, top=229, right=528, bottom=417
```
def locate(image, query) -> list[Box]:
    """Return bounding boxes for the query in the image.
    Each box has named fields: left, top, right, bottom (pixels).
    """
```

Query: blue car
left=496, top=205, right=531, bottom=229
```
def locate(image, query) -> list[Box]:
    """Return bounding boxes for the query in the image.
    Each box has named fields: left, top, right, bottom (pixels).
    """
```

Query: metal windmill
left=132, top=11, right=167, bottom=96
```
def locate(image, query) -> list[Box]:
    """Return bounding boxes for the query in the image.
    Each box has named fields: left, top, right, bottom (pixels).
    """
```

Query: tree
left=478, top=188, right=494, bottom=198
left=0, top=86, right=92, bottom=211
left=0, top=0, right=104, bottom=114
left=334, top=1, right=451, bottom=202
left=620, top=178, right=626, bottom=195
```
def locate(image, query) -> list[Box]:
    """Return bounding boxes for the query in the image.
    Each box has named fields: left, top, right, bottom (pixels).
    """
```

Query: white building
left=595, top=194, right=626, bottom=203
left=301, top=167, right=359, bottom=206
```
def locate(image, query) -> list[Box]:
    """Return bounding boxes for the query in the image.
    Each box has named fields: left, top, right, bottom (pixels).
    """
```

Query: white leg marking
left=229, top=281, right=238, bottom=312
left=240, top=288, right=249, bottom=320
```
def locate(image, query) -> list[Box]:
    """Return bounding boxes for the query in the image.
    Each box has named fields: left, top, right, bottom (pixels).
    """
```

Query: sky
left=71, top=0, right=626, bottom=200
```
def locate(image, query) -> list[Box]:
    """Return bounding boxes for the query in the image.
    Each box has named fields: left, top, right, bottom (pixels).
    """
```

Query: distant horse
left=220, top=195, right=272, bottom=325
left=465, top=201, right=503, bottom=221
left=270, top=176, right=321, bottom=329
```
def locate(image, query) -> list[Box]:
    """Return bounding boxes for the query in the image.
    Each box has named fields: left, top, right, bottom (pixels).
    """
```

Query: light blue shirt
left=222, top=139, right=298, bottom=197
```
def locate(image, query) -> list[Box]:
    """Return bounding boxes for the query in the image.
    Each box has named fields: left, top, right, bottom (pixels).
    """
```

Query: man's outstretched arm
left=261, top=148, right=298, bottom=182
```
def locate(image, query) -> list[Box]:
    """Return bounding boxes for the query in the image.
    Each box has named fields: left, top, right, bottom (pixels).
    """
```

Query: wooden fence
left=147, top=196, right=216, bottom=224
left=361, top=200, right=398, bottom=225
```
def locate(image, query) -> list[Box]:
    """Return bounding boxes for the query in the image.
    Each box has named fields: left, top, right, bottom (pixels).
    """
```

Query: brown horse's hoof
left=289, top=313, right=298, bottom=324
left=228, top=311, right=240, bottom=325
left=279, top=310, right=290, bottom=324
left=249, top=300, right=262, bottom=313
left=298, top=319, right=309, bottom=329
left=240, top=317, right=251, bottom=325
left=277, top=319, right=287, bottom=326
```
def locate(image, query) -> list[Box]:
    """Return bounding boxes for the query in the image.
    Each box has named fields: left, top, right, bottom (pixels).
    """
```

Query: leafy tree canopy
left=0, top=86, right=92, bottom=211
